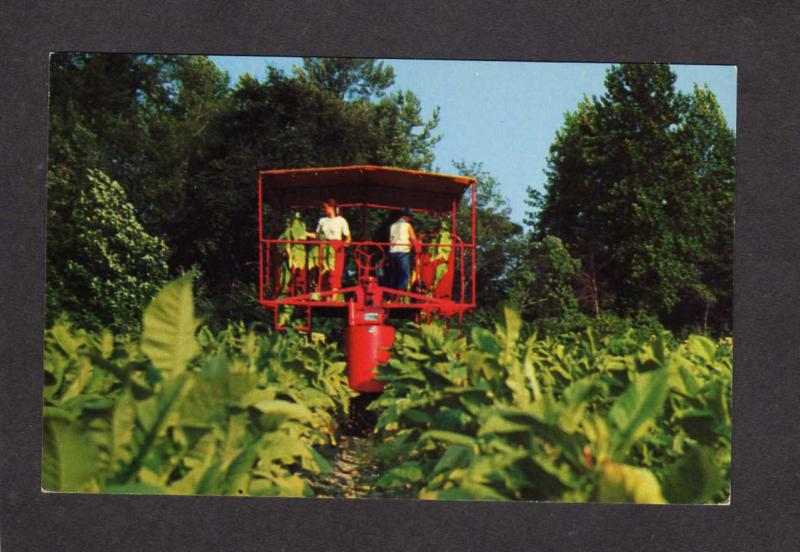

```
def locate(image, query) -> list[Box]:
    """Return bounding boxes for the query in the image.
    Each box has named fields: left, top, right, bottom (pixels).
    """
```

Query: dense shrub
left=46, top=168, right=169, bottom=330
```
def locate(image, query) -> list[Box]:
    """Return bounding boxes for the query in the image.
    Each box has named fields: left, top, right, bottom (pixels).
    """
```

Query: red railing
left=259, top=237, right=476, bottom=309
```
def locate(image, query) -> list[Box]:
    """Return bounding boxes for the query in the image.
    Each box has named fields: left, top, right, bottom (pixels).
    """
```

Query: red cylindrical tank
left=345, top=324, right=395, bottom=392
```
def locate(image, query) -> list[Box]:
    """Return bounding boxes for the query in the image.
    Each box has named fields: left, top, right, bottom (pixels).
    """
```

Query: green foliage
left=48, top=54, right=231, bottom=234
left=506, top=236, right=581, bottom=322
left=170, top=61, right=440, bottom=322
left=141, top=275, right=200, bottom=377
left=294, top=58, right=395, bottom=101
left=46, top=168, right=169, bottom=330
left=453, top=160, right=524, bottom=311
left=43, top=278, right=730, bottom=503
left=48, top=53, right=444, bottom=327
left=43, top=277, right=353, bottom=496
left=369, top=308, right=731, bottom=503
left=47, top=53, right=230, bottom=329
left=528, top=64, right=734, bottom=334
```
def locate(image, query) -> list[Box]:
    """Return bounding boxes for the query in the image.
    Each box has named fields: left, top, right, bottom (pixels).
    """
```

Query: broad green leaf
left=111, top=388, right=136, bottom=466
left=558, top=376, right=597, bottom=433
left=221, top=441, right=260, bottom=496
left=182, top=432, right=218, bottom=470
left=180, top=371, right=231, bottom=428
left=194, top=461, right=223, bottom=495
left=478, top=413, right=530, bottom=436
left=258, top=432, right=312, bottom=466
left=115, top=373, right=192, bottom=484
left=51, top=323, right=85, bottom=357
left=240, top=388, right=277, bottom=408
left=400, top=408, right=434, bottom=425
left=471, top=327, right=500, bottom=356
left=515, top=455, right=575, bottom=496
left=309, top=447, right=333, bottom=474
left=419, top=429, right=476, bottom=447
left=377, top=461, right=424, bottom=486
left=662, top=446, right=726, bottom=504
left=481, top=409, right=584, bottom=469
left=59, top=358, right=93, bottom=402
left=141, top=275, right=199, bottom=377
left=433, top=444, right=473, bottom=475
left=42, top=417, right=99, bottom=492
left=43, top=354, right=66, bottom=401
left=220, top=413, right=249, bottom=465
left=251, top=399, right=312, bottom=431
left=608, top=367, right=670, bottom=459
left=686, top=335, right=717, bottom=365
left=432, top=408, right=470, bottom=433
left=169, top=433, right=219, bottom=493
left=59, top=393, right=114, bottom=413
left=419, top=485, right=506, bottom=501
left=275, top=474, right=310, bottom=497
left=596, top=462, right=666, bottom=504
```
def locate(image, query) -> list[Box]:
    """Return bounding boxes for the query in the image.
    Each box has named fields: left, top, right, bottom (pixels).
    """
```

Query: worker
left=306, top=198, right=350, bottom=295
left=306, top=198, right=351, bottom=244
left=388, top=207, right=419, bottom=292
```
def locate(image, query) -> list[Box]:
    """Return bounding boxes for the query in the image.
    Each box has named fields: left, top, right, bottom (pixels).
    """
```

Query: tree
left=48, top=53, right=231, bottom=238
left=171, top=60, right=442, bottom=322
left=293, top=57, right=395, bottom=100
left=528, top=64, right=734, bottom=333
left=506, top=236, right=581, bottom=323
left=667, top=85, right=735, bottom=332
left=46, top=168, right=169, bottom=329
left=453, top=161, right=524, bottom=314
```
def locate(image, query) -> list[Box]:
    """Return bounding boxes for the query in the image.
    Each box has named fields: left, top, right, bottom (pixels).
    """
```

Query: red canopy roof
left=260, top=165, right=474, bottom=213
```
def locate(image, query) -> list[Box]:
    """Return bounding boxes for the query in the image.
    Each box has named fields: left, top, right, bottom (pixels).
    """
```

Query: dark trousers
left=388, top=252, right=411, bottom=291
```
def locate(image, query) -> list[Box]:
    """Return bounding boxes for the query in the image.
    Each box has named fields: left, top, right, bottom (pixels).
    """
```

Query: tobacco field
left=43, top=277, right=731, bottom=503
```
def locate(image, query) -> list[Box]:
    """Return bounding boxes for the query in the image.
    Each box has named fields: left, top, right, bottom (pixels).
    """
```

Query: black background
left=2, top=1, right=799, bottom=550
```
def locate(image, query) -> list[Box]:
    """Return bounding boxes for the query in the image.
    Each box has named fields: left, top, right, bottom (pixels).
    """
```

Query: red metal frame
left=257, top=166, right=477, bottom=332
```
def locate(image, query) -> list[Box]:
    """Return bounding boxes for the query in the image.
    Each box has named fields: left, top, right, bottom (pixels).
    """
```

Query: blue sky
left=209, top=56, right=736, bottom=225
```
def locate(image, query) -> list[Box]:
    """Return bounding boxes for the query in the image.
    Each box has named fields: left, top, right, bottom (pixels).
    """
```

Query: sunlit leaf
left=608, top=368, right=670, bottom=459
left=42, top=417, right=99, bottom=492
left=596, top=462, right=667, bottom=504
left=141, top=275, right=199, bottom=377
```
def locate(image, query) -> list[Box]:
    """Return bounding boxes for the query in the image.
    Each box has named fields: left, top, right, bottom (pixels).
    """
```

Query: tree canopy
left=46, top=55, right=733, bottom=335
left=173, top=61, right=441, bottom=302
left=527, top=64, right=734, bottom=333
left=47, top=54, right=444, bottom=326
left=453, top=160, right=523, bottom=313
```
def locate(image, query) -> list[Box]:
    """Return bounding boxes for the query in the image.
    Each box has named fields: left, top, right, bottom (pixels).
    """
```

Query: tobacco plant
left=369, top=307, right=731, bottom=503
left=43, top=276, right=353, bottom=496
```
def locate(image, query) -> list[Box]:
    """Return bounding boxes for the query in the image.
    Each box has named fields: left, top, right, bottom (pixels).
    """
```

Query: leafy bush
left=43, top=276, right=353, bottom=495
left=46, top=167, right=169, bottom=330
left=369, top=307, right=731, bottom=503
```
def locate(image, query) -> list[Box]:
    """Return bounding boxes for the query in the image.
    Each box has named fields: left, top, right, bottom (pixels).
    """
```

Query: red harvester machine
left=258, top=165, right=477, bottom=392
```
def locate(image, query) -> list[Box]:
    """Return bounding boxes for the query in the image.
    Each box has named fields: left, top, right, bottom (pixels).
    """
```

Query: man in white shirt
left=388, top=207, right=418, bottom=291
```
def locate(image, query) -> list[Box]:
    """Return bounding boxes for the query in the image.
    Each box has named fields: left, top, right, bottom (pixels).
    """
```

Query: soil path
left=313, top=434, right=381, bottom=498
